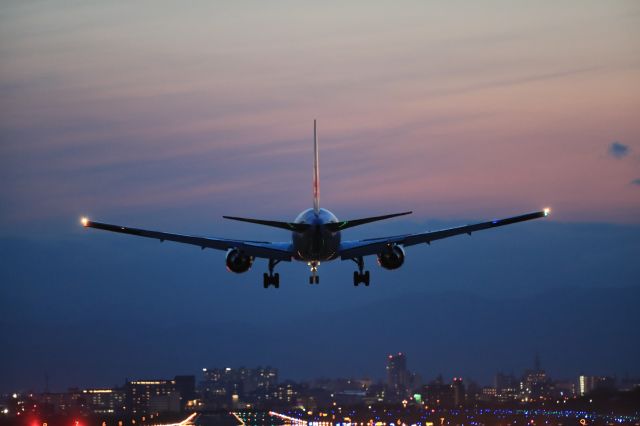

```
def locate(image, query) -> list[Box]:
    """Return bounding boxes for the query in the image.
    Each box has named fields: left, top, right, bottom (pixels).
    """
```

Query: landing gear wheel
left=353, top=270, right=371, bottom=286
left=263, top=272, right=280, bottom=289
left=315, top=275, right=319, bottom=284
left=309, top=276, right=314, bottom=285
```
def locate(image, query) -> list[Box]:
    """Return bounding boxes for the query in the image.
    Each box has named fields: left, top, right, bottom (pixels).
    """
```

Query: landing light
left=543, top=208, right=551, bottom=217
left=81, top=217, right=89, bottom=227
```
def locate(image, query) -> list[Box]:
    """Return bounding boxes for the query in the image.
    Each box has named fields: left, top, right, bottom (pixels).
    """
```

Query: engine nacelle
left=377, top=245, right=405, bottom=270
left=225, top=248, right=254, bottom=273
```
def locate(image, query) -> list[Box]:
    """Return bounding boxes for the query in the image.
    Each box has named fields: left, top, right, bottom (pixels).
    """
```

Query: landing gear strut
left=263, top=259, right=280, bottom=289
left=308, top=261, right=320, bottom=285
left=352, top=257, right=370, bottom=286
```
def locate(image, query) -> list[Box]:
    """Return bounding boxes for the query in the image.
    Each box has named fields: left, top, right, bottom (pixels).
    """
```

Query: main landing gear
left=352, top=257, right=370, bottom=286
left=308, top=261, right=320, bottom=285
left=263, top=259, right=280, bottom=289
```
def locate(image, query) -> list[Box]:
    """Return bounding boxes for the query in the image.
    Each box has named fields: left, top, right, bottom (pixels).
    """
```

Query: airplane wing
left=81, top=218, right=293, bottom=261
left=338, top=210, right=549, bottom=259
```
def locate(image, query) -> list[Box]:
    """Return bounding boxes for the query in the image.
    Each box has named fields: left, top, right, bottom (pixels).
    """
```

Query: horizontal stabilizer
left=325, top=211, right=412, bottom=232
left=223, top=216, right=311, bottom=232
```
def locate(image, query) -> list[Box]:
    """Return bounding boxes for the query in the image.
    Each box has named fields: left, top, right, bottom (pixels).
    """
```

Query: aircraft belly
left=292, top=230, right=340, bottom=261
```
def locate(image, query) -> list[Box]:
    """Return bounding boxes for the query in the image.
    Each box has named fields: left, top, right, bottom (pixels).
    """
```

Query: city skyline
left=3, top=350, right=635, bottom=395
left=5, top=353, right=637, bottom=401
left=3, top=354, right=638, bottom=424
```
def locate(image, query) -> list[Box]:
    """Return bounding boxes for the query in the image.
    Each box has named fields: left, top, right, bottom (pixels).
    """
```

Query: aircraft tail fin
left=223, top=216, right=311, bottom=232
left=325, top=211, right=413, bottom=232
left=313, top=119, right=320, bottom=213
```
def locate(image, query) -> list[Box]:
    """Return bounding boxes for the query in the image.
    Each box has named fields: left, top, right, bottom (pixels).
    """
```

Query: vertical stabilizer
left=313, top=119, right=320, bottom=213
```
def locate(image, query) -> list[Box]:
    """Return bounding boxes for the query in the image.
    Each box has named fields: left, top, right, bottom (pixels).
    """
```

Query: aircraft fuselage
left=292, top=208, right=341, bottom=261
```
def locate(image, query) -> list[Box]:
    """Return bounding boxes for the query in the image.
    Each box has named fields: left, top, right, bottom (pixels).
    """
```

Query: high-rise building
left=578, top=375, right=615, bottom=396
left=452, top=377, right=465, bottom=407
left=520, top=354, right=549, bottom=401
left=422, top=375, right=454, bottom=407
left=174, top=375, right=196, bottom=409
left=200, top=366, right=278, bottom=409
left=386, top=353, right=409, bottom=396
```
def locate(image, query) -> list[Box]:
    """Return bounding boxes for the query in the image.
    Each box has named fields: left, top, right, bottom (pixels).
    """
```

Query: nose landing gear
left=352, top=257, right=370, bottom=286
left=263, top=259, right=280, bottom=288
left=308, top=261, right=320, bottom=284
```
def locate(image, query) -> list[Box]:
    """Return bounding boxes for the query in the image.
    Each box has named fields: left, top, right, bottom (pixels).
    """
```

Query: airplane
left=81, top=120, right=550, bottom=288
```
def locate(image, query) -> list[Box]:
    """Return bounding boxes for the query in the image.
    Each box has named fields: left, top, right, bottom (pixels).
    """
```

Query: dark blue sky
left=1, top=218, right=639, bottom=392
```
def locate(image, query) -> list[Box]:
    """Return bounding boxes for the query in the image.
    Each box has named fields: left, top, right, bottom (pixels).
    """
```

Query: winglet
left=313, top=119, right=320, bottom=214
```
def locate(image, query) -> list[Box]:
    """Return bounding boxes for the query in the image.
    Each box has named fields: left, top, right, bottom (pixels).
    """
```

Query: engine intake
left=225, top=248, right=254, bottom=273
left=377, top=245, right=405, bottom=270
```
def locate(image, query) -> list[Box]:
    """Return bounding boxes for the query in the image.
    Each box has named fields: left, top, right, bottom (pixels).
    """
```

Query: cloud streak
left=1, top=1, right=640, bottom=230
left=609, top=141, right=630, bottom=158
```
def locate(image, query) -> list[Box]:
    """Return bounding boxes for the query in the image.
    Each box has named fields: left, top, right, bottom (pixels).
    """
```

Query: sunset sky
left=1, top=1, right=639, bottom=392
left=1, top=1, right=639, bottom=229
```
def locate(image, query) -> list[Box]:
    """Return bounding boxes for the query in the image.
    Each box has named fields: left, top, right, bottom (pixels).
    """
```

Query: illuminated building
left=520, top=354, right=549, bottom=401
left=479, top=387, right=497, bottom=402
left=494, top=372, right=519, bottom=401
left=202, top=366, right=277, bottom=396
left=126, top=379, right=177, bottom=414
left=386, top=353, right=409, bottom=398
left=578, top=375, right=615, bottom=396
left=38, top=390, right=85, bottom=414
left=274, top=381, right=297, bottom=404
left=81, top=388, right=125, bottom=414
left=148, top=392, right=180, bottom=414
left=200, top=366, right=278, bottom=409
left=452, top=377, right=465, bottom=407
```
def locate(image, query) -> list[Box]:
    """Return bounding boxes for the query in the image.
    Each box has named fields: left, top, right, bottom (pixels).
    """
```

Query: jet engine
left=377, top=244, right=405, bottom=270
left=225, top=248, right=254, bottom=273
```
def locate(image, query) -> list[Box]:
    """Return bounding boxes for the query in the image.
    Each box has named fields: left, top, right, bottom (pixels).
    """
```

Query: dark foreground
left=3, top=407, right=639, bottom=426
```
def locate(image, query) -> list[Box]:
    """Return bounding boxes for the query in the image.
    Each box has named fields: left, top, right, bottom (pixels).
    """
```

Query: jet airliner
left=81, top=120, right=550, bottom=288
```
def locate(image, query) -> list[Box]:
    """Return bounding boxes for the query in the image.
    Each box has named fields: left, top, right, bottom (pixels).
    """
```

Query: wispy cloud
left=609, top=141, right=630, bottom=158
left=631, top=179, right=640, bottom=186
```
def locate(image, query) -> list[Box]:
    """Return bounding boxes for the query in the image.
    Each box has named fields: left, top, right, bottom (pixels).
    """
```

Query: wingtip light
left=543, top=208, right=551, bottom=217
left=81, top=217, right=89, bottom=227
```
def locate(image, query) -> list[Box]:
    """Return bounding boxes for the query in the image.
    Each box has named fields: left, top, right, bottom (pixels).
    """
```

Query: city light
left=268, top=411, right=308, bottom=425
left=149, top=412, right=197, bottom=426
left=2, top=358, right=638, bottom=425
